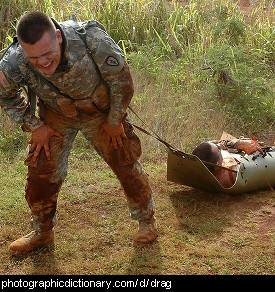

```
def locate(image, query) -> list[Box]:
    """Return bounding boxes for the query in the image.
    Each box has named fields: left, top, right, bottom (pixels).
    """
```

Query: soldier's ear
left=56, top=29, right=63, bottom=44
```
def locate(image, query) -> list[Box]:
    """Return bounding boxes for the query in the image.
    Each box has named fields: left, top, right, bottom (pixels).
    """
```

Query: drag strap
left=128, top=106, right=237, bottom=173
left=128, top=106, right=191, bottom=158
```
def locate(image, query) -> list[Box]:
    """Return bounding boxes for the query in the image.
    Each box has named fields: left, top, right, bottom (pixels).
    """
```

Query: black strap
left=2, top=36, right=24, bottom=83
left=1, top=37, right=37, bottom=115
left=0, top=36, right=18, bottom=61
left=67, top=17, right=109, bottom=90
left=128, top=105, right=189, bottom=157
left=128, top=106, right=238, bottom=173
left=28, top=65, right=73, bottom=100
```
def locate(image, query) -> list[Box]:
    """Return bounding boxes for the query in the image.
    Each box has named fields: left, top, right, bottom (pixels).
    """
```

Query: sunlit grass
left=0, top=0, right=274, bottom=153
left=0, top=0, right=275, bottom=159
left=0, top=1, right=274, bottom=276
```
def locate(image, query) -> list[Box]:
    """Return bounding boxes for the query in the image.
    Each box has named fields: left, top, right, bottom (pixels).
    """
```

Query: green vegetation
left=0, top=0, right=274, bottom=275
left=1, top=0, right=274, bottom=156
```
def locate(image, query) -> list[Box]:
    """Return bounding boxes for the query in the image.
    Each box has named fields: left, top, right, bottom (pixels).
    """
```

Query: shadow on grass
left=10, top=245, right=59, bottom=275
left=127, top=241, right=162, bottom=275
left=169, top=187, right=266, bottom=240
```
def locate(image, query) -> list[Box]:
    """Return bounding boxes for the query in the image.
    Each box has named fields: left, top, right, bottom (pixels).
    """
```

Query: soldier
left=192, top=138, right=263, bottom=188
left=0, top=11, right=157, bottom=255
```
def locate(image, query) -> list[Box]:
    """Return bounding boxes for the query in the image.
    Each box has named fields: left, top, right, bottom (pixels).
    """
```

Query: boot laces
left=139, top=218, right=154, bottom=233
left=24, top=231, right=37, bottom=239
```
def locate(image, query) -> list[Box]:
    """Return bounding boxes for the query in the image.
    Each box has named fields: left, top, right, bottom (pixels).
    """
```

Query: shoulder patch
left=0, top=71, right=10, bottom=88
left=106, top=56, right=119, bottom=66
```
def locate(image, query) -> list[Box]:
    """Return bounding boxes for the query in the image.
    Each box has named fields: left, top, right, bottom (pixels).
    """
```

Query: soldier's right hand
left=29, top=124, right=63, bottom=161
left=238, top=140, right=264, bottom=155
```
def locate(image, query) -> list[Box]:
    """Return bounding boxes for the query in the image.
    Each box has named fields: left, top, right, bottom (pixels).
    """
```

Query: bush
left=205, top=44, right=274, bottom=132
left=0, top=0, right=274, bottom=157
left=0, top=124, right=28, bottom=158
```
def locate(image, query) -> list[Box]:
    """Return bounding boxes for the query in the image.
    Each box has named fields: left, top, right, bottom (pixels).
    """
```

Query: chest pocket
left=53, top=52, right=99, bottom=98
left=40, top=45, right=110, bottom=118
left=54, top=80, right=109, bottom=119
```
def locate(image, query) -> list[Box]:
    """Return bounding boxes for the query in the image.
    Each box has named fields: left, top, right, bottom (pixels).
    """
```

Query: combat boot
left=8, top=230, right=54, bottom=255
left=133, top=216, right=157, bottom=247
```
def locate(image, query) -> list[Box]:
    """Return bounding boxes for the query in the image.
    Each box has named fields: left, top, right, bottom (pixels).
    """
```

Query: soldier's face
left=21, top=29, right=63, bottom=75
left=210, top=143, right=223, bottom=165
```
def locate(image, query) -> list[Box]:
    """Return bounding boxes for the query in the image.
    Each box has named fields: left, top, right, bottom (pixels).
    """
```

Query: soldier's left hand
left=239, top=140, right=264, bottom=155
left=99, top=122, right=127, bottom=149
left=29, top=123, right=63, bottom=161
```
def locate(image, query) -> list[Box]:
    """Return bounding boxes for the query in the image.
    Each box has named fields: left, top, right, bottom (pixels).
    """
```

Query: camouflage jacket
left=0, top=19, right=133, bottom=131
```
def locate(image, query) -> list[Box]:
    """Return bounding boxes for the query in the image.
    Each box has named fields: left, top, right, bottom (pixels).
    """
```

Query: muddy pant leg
left=25, top=166, right=61, bottom=233
left=25, top=110, right=78, bottom=233
left=81, top=113, right=155, bottom=221
left=112, top=161, right=155, bottom=221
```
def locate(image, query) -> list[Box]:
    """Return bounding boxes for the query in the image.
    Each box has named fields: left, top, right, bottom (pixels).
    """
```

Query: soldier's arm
left=0, top=55, right=44, bottom=132
left=84, top=21, right=134, bottom=127
left=101, top=62, right=134, bottom=127
left=224, top=139, right=263, bottom=155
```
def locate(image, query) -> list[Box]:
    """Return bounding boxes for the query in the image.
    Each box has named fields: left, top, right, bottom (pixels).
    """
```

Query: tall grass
left=0, top=0, right=274, bottom=158
left=0, top=1, right=274, bottom=276
left=1, top=0, right=274, bottom=54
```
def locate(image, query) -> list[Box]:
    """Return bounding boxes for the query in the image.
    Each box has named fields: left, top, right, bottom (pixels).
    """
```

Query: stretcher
left=130, top=110, right=275, bottom=195
left=167, top=148, right=275, bottom=195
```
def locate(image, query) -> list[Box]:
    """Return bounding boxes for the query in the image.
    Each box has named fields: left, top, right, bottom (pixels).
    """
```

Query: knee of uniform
left=112, top=161, right=143, bottom=177
left=25, top=172, right=62, bottom=202
left=114, top=162, right=153, bottom=204
left=120, top=162, right=151, bottom=186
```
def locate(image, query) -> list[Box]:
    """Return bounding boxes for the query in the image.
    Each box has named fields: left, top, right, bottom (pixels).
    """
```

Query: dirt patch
left=235, top=0, right=274, bottom=22
left=252, top=205, right=275, bottom=238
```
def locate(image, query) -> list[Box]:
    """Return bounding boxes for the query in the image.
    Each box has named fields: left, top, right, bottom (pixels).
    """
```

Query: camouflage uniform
left=0, top=19, right=155, bottom=233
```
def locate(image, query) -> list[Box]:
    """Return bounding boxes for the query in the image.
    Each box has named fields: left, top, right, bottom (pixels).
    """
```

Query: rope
left=128, top=105, right=237, bottom=173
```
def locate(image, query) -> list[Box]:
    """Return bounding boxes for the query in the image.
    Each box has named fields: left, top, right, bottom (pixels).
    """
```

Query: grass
left=0, top=144, right=274, bottom=275
left=0, top=0, right=274, bottom=155
left=0, top=0, right=274, bottom=276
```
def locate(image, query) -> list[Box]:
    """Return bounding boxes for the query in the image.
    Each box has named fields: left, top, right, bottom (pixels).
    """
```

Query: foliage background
left=0, top=0, right=274, bottom=275
left=0, top=0, right=274, bottom=158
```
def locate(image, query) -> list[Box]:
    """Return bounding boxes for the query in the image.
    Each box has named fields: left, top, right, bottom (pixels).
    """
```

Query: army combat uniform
left=0, top=18, right=156, bottom=250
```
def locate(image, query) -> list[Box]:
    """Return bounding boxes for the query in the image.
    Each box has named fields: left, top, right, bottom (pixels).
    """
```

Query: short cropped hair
left=192, top=142, right=221, bottom=173
left=16, top=11, right=56, bottom=44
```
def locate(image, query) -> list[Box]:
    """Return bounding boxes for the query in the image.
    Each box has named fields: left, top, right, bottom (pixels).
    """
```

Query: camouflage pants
left=24, top=108, right=155, bottom=233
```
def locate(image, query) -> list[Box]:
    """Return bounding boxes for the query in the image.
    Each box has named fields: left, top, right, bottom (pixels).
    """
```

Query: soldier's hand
left=29, top=124, right=63, bottom=161
left=239, top=140, right=264, bottom=155
left=99, top=122, right=127, bottom=149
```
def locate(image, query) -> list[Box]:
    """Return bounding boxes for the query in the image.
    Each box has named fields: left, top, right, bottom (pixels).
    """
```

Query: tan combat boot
left=8, top=230, right=54, bottom=255
left=133, top=216, right=157, bottom=247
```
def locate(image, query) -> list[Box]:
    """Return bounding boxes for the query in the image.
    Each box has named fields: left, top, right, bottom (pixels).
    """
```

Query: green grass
left=0, top=143, right=274, bottom=275
left=0, top=0, right=274, bottom=155
left=0, top=0, right=274, bottom=275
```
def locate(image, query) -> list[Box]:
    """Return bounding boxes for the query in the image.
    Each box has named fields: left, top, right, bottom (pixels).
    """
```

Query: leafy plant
left=205, top=44, right=274, bottom=132
left=0, top=0, right=274, bottom=152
